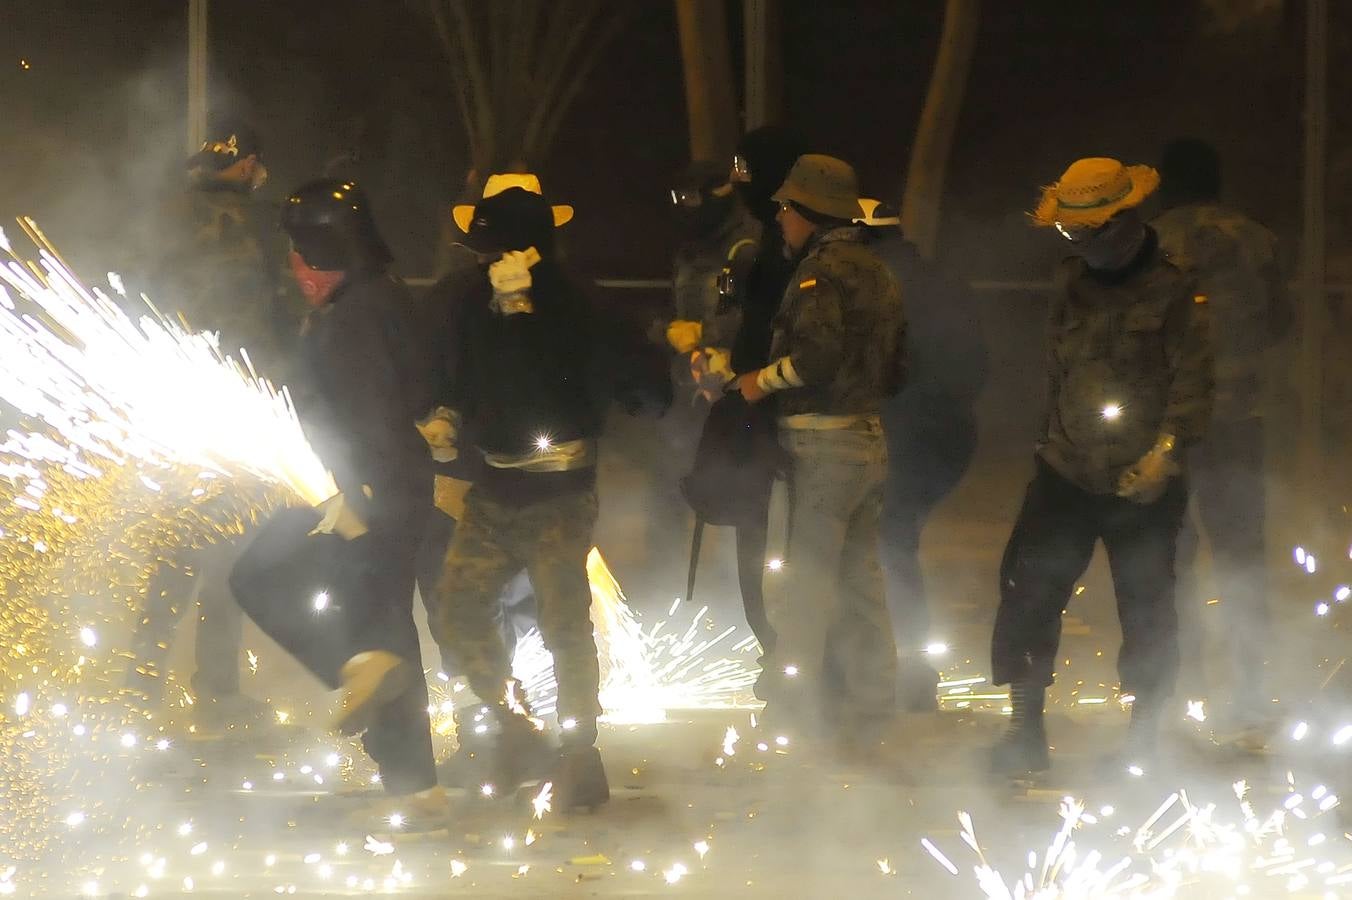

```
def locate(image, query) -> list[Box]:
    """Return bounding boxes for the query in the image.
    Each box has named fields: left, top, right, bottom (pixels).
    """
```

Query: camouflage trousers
left=433, top=486, right=602, bottom=741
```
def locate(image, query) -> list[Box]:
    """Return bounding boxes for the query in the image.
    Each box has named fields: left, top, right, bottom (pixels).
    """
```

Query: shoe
left=333, top=651, right=413, bottom=736
left=988, top=726, right=1050, bottom=776
left=349, top=785, right=451, bottom=833
left=552, top=744, right=609, bottom=811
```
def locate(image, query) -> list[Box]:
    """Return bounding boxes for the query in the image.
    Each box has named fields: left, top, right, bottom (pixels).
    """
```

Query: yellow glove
left=417, top=407, right=460, bottom=463
left=1116, top=436, right=1179, bottom=504
left=666, top=320, right=704, bottom=354
left=311, top=492, right=369, bottom=540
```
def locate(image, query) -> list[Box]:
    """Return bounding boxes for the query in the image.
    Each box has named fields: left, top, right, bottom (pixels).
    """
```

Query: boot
left=989, top=681, right=1050, bottom=775
left=333, top=651, right=413, bottom=736
left=494, top=709, right=555, bottom=790
left=553, top=741, right=609, bottom=811
left=1100, top=694, right=1162, bottom=776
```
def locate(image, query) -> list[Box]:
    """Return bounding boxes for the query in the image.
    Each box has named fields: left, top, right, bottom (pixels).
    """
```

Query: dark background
left=1, top=1, right=1342, bottom=286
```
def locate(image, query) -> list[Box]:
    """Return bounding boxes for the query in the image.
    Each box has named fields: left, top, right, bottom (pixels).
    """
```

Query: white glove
left=489, top=250, right=536, bottom=295
left=311, top=492, right=369, bottom=540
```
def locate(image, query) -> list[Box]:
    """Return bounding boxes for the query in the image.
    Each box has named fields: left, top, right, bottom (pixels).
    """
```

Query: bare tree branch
left=533, top=7, right=635, bottom=162
left=429, top=0, right=479, bottom=163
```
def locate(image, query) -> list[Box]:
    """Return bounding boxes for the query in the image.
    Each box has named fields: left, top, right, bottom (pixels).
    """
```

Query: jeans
left=763, top=420, right=895, bottom=734
left=128, top=540, right=246, bottom=703
left=991, top=458, right=1188, bottom=701
left=1176, top=418, right=1269, bottom=713
left=230, top=504, right=437, bottom=796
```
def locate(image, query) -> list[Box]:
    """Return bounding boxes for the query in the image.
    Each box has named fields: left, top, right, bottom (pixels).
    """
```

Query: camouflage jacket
left=672, top=206, right=761, bottom=351
left=1153, top=202, right=1288, bottom=421
left=765, top=226, right=906, bottom=418
left=152, top=182, right=299, bottom=379
left=1038, top=230, right=1215, bottom=494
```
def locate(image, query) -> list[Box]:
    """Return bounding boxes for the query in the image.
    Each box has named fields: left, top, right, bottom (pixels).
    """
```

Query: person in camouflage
left=430, top=174, right=608, bottom=809
left=126, top=119, right=294, bottom=730
left=990, top=158, right=1214, bottom=776
left=1153, top=138, right=1291, bottom=731
left=735, top=154, right=906, bottom=756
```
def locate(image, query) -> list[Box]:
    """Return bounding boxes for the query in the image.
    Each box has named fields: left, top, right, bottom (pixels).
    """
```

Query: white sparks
left=924, top=641, right=949, bottom=656
left=14, top=693, right=29, bottom=716
left=1100, top=402, right=1123, bottom=421
left=1186, top=699, right=1206, bottom=722
left=694, top=840, right=710, bottom=860
left=532, top=782, right=553, bottom=819
left=630, top=860, right=647, bottom=872
left=1333, top=725, right=1352, bottom=746
left=78, top=626, right=97, bottom=647
left=663, top=863, right=689, bottom=885
left=387, top=813, right=404, bottom=829
left=1293, top=721, right=1310, bottom=741
left=450, top=859, right=467, bottom=877
left=363, top=835, right=394, bottom=857
left=921, top=838, right=959, bottom=876
left=765, top=557, right=784, bottom=572
left=65, top=811, right=85, bottom=827
left=313, top=591, right=330, bottom=612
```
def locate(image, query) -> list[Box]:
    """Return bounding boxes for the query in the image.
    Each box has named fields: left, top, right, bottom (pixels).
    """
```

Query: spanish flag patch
left=798, top=277, right=817, bottom=290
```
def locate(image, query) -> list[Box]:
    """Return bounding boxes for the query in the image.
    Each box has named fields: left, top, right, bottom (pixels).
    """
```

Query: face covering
left=1072, top=212, right=1147, bottom=272
left=289, top=250, right=345, bottom=308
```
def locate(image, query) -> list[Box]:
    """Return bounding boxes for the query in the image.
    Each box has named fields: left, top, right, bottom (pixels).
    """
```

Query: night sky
left=0, top=1, right=1344, bottom=285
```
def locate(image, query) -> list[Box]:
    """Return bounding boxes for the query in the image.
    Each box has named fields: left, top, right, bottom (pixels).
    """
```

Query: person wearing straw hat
left=989, top=158, right=1214, bottom=777
left=735, top=154, right=907, bottom=756
left=426, top=173, right=610, bottom=809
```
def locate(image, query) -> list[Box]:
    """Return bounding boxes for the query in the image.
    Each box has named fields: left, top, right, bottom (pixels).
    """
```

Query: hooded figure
left=1154, top=138, right=1289, bottom=736
left=229, top=179, right=447, bottom=828
left=426, top=174, right=610, bottom=811
left=854, top=200, right=988, bottom=712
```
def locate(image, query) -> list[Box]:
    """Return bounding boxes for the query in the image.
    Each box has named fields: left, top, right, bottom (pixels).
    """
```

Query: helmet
left=281, top=179, right=393, bottom=272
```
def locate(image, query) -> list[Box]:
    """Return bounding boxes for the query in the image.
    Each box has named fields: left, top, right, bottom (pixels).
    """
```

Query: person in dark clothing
left=989, top=158, right=1213, bottom=777
left=1154, top=138, right=1291, bottom=735
left=427, top=174, right=609, bottom=810
left=719, top=126, right=808, bottom=663
left=856, top=201, right=989, bottom=711
left=229, top=179, right=446, bottom=826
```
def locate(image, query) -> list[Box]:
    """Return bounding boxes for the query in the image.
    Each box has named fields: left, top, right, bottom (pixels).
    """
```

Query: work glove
left=417, top=407, right=460, bottom=463
left=690, top=347, right=735, bottom=402
left=1116, top=438, right=1179, bottom=504
left=488, top=248, right=541, bottom=315
left=666, top=319, right=703, bottom=355
left=311, top=491, right=369, bottom=540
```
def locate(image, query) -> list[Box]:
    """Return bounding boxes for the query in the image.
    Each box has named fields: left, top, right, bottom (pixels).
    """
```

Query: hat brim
left=852, top=197, right=899, bottom=226
left=1030, top=165, right=1159, bottom=228
left=453, top=204, right=573, bottom=235
left=772, top=182, right=861, bottom=222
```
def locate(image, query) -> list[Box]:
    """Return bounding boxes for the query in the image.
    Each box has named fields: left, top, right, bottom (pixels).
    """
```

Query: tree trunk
left=675, top=0, right=739, bottom=162
left=900, top=0, right=980, bottom=260
left=743, top=0, right=783, bottom=130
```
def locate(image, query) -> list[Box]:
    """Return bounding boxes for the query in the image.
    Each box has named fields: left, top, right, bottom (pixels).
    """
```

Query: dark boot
left=553, top=740, right=609, bottom=811
left=989, top=681, right=1050, bottom=775
left=1099, top=694, right=1163, bottom=776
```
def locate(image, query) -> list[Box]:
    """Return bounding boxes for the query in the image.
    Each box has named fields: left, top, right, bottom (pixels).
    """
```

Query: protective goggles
left=730, top=154, right=751, bottom=183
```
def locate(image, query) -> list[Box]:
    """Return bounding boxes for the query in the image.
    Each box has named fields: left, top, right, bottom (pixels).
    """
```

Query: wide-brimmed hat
left=1031, top=157, right=1159, bottom=227
left=453, top=174, right=572, bottom=234
left=772, top=154, right=862, bottom=221
left=853, top=198, right=900, bottom=227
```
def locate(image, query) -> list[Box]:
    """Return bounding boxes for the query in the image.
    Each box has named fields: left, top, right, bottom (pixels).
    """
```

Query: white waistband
left=777, top=413, right=881, bottom=431
left=483, top=438, right=596, bottom=472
